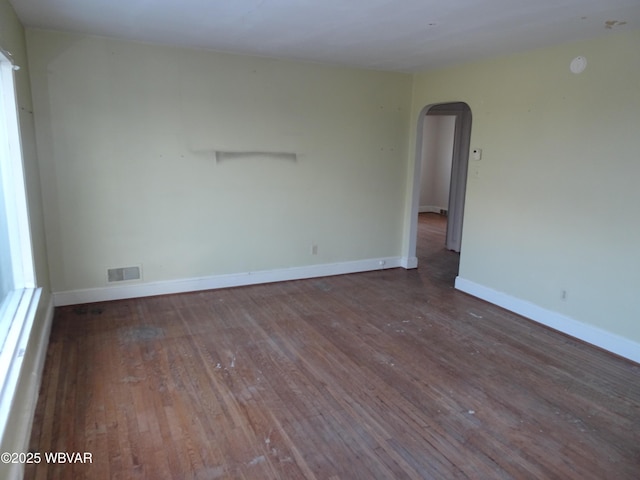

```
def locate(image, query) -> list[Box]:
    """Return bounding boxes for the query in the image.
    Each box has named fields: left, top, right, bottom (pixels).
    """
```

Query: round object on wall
left=570, top=56, right=587, bottom=74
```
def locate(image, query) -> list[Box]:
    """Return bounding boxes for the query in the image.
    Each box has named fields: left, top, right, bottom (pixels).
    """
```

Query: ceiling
left=9, top=0, right=639, bottom=72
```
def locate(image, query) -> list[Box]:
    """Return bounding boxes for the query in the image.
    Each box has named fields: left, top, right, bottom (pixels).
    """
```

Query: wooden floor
left=26, top=213, right=640, bottom=479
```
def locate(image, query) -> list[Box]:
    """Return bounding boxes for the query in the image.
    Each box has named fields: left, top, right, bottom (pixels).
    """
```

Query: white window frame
left=0, top=49, right=40, bottom=441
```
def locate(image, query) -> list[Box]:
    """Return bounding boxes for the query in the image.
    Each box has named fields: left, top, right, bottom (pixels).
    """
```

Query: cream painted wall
left=409, top=30, right=640, bottom=343
left=0, top=0, right=52, bottom=474
left=26, top=30, right=412, bottom=293
left=19, top=20, right=640, bottom=349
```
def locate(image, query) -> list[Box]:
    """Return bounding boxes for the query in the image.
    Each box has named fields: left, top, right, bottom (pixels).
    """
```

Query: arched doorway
left=405, top=102, right=472, bottom=270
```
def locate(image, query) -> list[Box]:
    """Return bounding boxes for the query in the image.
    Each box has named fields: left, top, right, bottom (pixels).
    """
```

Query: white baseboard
left=419, top=205, right=447, bottom=214
left=455, top=276, right=640, bottom=364
left=16, top=296, right=54, bottom=466
left=53, top=257, right=404, bottom=306
left=400, top=256, right=418, bottom=269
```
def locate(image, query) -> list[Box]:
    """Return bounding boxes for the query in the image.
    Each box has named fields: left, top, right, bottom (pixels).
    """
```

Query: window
left=0, top=49, right=39, bottom=436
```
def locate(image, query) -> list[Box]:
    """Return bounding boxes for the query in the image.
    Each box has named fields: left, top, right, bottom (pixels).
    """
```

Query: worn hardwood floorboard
left=26, top=213, right=640, bottom=479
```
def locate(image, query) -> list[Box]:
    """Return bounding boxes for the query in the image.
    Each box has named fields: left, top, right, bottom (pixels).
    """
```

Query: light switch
left=472, top=148, right=482, bottom=161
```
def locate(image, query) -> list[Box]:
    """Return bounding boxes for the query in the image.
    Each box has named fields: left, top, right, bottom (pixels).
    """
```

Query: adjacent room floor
left=26, top=213, right=640, bottom=479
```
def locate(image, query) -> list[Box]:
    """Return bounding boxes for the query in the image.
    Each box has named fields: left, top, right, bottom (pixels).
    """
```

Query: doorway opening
left=406, top=102, right=472, bottom=276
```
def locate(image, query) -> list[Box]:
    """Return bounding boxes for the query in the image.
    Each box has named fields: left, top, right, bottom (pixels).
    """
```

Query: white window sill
left=0, top=287, right=42, bottom=440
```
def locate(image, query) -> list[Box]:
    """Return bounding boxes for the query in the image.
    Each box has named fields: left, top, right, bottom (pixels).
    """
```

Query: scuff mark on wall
left=215, top=151, right=297, bottom=163
left=605, top=20, right=627, bottom=29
